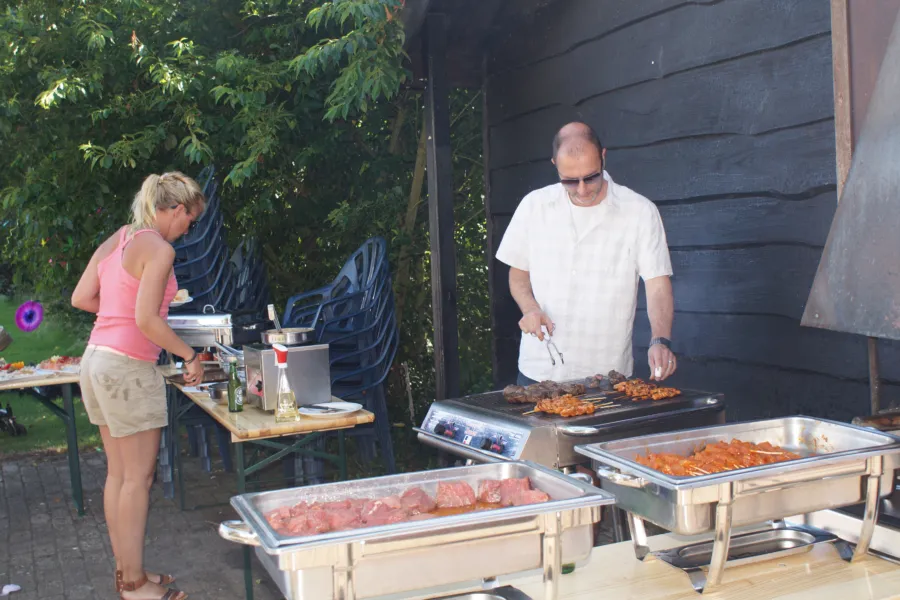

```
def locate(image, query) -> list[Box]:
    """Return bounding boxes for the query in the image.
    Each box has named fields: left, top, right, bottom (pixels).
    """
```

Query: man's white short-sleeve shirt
left=496, top=172, right=673, bottom=381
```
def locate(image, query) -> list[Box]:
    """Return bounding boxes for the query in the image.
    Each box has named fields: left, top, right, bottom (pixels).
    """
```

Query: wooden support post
left=831, top=0, right=852, bottom=193
left=423, top=13, right=461, bottom=400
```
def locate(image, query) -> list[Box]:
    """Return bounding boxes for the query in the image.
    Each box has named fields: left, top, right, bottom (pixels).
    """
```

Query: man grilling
left=496, top=122, right=676, bottom=386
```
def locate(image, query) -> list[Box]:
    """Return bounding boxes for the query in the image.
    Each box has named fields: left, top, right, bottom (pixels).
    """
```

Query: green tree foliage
left=0, top=0, right=491, bottom=415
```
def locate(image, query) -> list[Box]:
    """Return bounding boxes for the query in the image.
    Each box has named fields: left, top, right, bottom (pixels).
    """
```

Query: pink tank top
left=88, top=228, right=178, bottom=361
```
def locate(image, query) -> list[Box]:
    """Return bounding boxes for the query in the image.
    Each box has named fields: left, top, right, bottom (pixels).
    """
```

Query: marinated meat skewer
left=613, top=378, right=681, bottom=401
left=635, top=439, right=802, bottom=477
left=532, top=394, right=596, bottom=417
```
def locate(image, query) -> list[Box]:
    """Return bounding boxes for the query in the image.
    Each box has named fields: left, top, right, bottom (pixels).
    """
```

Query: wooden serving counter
left=416, top=531, right=900, bottom=600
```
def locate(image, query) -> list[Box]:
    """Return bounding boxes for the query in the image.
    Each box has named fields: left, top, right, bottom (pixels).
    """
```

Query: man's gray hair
left=552, top=122, right=603, bottom=158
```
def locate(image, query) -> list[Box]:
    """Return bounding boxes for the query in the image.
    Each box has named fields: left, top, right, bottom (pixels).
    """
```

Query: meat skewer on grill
left=613, top=378, right=681, bottom=401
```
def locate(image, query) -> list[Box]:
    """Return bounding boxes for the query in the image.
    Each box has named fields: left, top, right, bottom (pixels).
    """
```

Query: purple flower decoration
left=15, top=301, right=44, bottom=332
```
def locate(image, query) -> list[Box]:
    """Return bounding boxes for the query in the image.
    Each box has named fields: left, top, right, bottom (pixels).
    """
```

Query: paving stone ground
left=0, top=449, right=281, bottom=600
left=0, top=450, right=621, bottom=600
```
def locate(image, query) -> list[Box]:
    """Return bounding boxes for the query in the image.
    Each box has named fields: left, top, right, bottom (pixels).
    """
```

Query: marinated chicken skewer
left=522, top=395, right=621, bottom=417
left=613, top=378, right=681, bottom=401
left=635, top=439, right=802, bottom=476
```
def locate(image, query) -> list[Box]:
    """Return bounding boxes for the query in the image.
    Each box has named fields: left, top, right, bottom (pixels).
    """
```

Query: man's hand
left=648, top=343, right=677, bottom=381
left=519, top=310, right=554, bottom=341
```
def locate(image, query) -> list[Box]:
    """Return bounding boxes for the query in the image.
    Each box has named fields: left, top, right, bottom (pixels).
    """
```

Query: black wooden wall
left=483, top=0, right=900, bottom=421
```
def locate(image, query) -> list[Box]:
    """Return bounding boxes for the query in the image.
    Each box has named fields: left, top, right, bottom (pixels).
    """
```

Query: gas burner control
left=434, top=422, right=457, bottom=437
left=421, top=410, right=527, bottom=460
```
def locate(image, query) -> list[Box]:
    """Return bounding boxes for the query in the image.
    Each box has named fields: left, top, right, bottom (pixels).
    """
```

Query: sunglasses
left=559, top=171, right=603, bottom=189
left=169, top=204, right=199, bottom=233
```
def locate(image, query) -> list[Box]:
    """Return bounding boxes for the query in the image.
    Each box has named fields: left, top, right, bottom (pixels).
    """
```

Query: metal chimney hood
left=802, top=10, right=900, bottom=341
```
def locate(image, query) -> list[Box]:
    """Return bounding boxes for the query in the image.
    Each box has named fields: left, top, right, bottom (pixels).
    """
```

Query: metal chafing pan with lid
left=259, top=326, right=315, bottom=346
left=575, top=416, right=900, bottom=591
left=219, top=461, right=614, bottom=600
left=166, top=311, right=233, bottom=347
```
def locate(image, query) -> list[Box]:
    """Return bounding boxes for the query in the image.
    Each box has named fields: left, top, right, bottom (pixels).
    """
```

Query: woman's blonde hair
left=129, top=171, right=206, bottom=232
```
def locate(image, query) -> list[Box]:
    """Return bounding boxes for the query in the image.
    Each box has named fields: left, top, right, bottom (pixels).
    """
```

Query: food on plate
left=635, top=439, right=802, bottom=477
left=0, top=361, right=25, bottom=371
left=613, top=378, right=680, bottom=401
left=173, top=289, right=190, bottom=303
left=264, top=477, right=551, bottom=537
left=38, top=355, right=81, bottom=371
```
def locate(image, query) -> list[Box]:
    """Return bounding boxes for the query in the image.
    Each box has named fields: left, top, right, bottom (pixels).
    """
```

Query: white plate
left=170, top=296, right=193, bottom=308
left=298, top=401, right=362, bottom=419
left=0, top=368, right=57, bottom=383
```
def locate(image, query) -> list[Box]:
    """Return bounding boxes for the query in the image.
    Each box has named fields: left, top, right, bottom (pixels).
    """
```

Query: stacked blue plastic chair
left=167, top=166, right=271, bottom=316
left=161, top=166, right=273, bottom=505
left=283, top=237, right=397, bottom=480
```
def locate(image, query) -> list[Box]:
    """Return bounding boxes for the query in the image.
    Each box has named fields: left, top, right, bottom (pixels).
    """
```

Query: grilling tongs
left=543, top=328, right=564, bottom=366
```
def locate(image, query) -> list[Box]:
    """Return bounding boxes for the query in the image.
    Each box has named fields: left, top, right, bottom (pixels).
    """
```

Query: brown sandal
left=118, top=573, right=187, bottom=600
left=116, top=570, right=176, bottom=589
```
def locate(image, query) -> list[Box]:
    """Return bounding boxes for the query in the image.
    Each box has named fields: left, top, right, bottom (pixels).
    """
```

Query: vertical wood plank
left=481, top=53, right=503, bottom=389
left=423, top=13, right=461, bottom=400
left=831, top=0, right=853, bottom=193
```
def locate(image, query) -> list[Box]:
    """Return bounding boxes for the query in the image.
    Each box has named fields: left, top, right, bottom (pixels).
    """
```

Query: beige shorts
left=80, top=345, right=168, bottom=438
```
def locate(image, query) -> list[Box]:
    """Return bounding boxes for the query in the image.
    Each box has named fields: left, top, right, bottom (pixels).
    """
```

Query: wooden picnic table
left=0, top=372, right=84, bottom=515
left=174, top=381, right=374, bottom=442
left=162, top=366, right=375, bottom=600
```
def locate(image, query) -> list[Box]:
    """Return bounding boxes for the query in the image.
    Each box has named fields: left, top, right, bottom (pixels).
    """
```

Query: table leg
left=338, top=431, right=347, bottom=481
left=236, top=443, right=253, bottom=600
left=61, top=384, right=85, bottom=516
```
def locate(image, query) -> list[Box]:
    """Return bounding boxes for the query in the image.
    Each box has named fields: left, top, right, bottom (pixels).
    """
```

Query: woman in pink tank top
left=71, top=172, right=205, bottom=600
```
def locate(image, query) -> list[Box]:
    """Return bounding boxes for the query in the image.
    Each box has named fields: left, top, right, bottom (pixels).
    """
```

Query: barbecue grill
left=415, top=388, right=725, bottom=470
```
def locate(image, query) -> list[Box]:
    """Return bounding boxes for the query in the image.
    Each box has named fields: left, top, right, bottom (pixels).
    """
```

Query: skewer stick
left=749, top=449, right=789, bottom=455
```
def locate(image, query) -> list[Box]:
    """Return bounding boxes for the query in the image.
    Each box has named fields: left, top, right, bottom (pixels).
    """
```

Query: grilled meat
left=560, top=382, right=586, bottom=396
left=534, top=394, right=596, bottom=417
left=608, top=370, right=627, bottom=385
left=650, top=387, right=680, bottom=401
left=613, top=378, right=681, bottom=401
left=503, top=385, right=529, bottom=404
left=635, top=439, right=801, bottom=477
left=525, top=385, right=555, bottom=401
left=506, top=378, right=590, bottom=404
left=586, top=375, right=612, bottom=390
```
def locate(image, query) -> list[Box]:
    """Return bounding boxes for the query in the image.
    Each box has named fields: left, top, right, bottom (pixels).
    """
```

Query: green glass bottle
left=227, top=357, right=243, bottom=413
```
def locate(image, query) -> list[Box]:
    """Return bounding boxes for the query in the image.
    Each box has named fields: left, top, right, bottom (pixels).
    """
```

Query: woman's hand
left=183, top=355, right=204, bottom=386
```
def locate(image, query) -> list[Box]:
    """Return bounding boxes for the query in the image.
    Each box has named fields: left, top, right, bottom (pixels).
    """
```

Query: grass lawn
left=0, top=296, right=99, bottom=457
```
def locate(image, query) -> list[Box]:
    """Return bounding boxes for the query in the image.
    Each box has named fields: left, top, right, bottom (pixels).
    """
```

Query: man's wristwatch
left=650, top=337, right=671, bottom=349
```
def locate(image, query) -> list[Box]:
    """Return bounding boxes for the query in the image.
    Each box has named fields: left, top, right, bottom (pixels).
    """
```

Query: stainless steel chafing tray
left=166, top=312, right=233, bottom=347
left=575, top=416, right=900, bottom=592
left=219, top=461, right=614, bottom=600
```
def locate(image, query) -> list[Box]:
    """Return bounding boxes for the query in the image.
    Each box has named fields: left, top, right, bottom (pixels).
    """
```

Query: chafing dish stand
left=576, top=416, right=900, bottom=593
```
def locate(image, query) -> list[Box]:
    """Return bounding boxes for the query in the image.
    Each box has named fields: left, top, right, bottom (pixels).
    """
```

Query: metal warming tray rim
left=575, top=415, right=900, bottom=490
left=230, top=460, right=616, bottom=555
left=441, top=387, right=723, bottom=429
